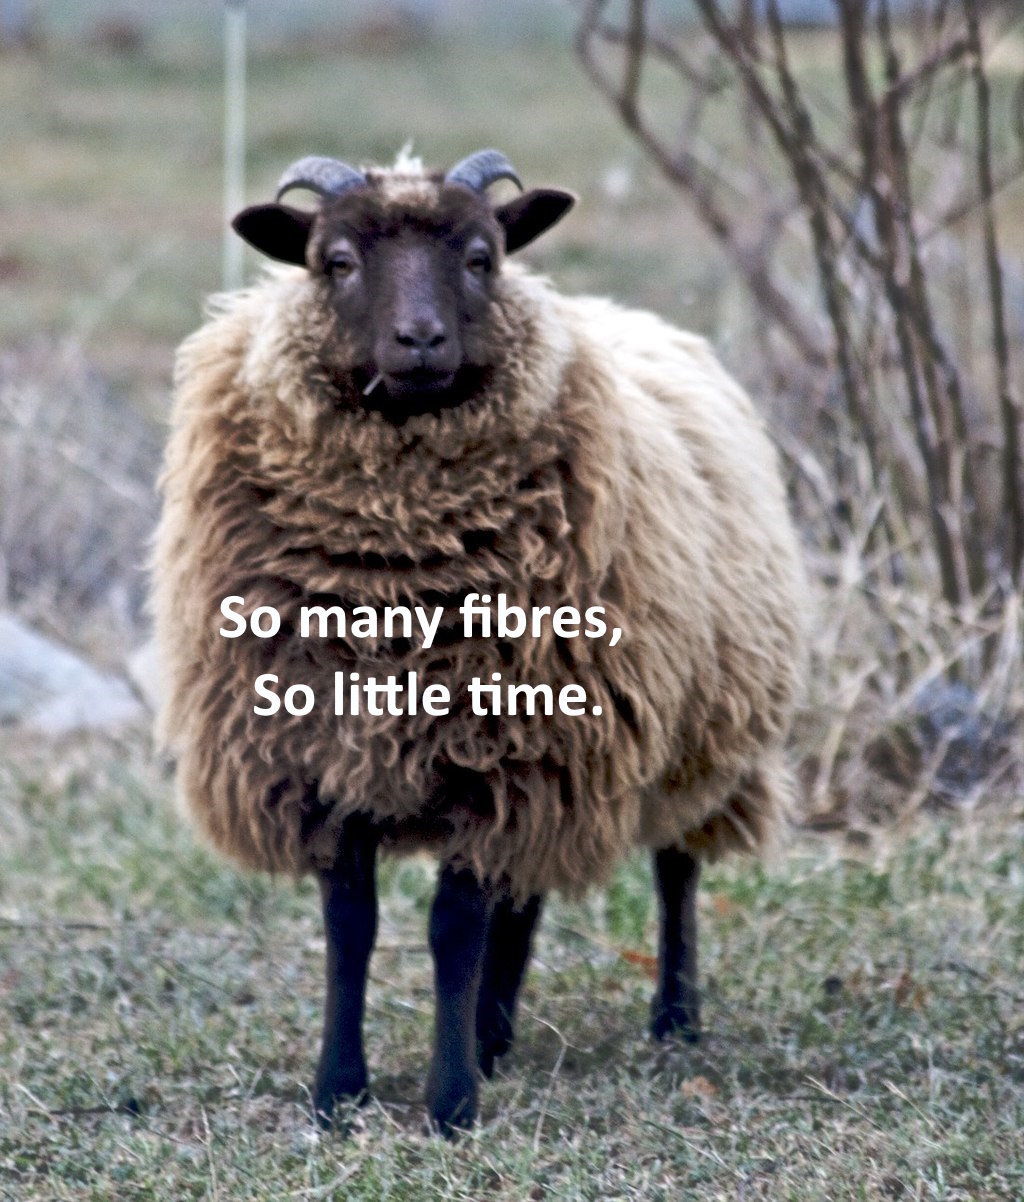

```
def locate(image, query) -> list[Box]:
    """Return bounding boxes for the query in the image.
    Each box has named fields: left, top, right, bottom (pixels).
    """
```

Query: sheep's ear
left=495, top=189, right=575, bottom=253
left=231, top=203, right=315, bottom=265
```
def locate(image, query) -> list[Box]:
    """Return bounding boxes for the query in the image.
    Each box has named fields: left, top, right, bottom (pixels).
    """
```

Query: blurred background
left=2, top=3, right=1023, bottom=1196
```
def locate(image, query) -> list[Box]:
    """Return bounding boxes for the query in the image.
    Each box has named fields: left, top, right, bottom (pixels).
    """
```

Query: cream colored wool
left=153, top=236, right=807, bottom=899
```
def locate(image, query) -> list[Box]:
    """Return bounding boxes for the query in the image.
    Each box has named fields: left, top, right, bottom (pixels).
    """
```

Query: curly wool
left=152, top=257, right=807, bottom=899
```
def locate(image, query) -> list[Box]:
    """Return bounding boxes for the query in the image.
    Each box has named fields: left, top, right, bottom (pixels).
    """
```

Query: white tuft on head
left=393, top=141, right=425, bottom=175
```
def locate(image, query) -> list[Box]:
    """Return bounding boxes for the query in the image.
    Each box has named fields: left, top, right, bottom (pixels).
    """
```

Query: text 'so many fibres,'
left=217, top=593, right=622, bottom=719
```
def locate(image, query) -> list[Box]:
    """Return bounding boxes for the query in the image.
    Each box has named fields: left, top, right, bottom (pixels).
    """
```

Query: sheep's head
left=232, top=149, right=574, bottom=416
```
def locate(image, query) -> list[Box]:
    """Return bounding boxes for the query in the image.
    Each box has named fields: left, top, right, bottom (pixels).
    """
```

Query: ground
left=1, top=734, right=1021, bottom=1201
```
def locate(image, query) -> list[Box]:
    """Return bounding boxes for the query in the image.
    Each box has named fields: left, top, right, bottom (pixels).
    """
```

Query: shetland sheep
left=151, top=148, right=807, bottom=1135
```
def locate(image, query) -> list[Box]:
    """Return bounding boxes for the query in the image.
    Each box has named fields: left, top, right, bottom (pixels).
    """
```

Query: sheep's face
left=232, top=155, right=574, bottom=417
left=312, top=184, right=507, bottom=407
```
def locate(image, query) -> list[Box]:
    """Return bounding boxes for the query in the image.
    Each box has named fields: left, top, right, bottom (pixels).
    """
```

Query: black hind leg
left=476, top=893, right=544, bottom=1078
left=651, top=846, right=701, bottom=1042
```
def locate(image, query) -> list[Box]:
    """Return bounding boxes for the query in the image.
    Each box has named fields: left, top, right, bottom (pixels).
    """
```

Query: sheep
left=151, top=148, right=807, bottom=1136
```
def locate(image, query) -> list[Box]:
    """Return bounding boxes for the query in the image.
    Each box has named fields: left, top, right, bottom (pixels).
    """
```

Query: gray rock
left=0, top=612, right=143, bottom=734
left=911, top=678, right=1012, bottom=802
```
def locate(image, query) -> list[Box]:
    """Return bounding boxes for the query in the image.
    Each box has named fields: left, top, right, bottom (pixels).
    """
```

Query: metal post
left=223, top=0, right=247, bottom=291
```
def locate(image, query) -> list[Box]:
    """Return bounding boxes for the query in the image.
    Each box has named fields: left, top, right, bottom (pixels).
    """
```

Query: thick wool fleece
left=153, top=262, right=806, bottom=899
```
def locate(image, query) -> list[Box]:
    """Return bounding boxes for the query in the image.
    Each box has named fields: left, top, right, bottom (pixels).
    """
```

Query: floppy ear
left=494, top=189, right=575, bottom=253
left=231, top=204, right=316, bottom=265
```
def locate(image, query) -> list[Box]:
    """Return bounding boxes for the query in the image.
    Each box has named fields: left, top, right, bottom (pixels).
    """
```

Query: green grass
left=2, top=733, right=1022, bottom=1201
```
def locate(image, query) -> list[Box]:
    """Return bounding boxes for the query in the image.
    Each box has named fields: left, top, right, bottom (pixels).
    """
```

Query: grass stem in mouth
left=363, top=373, right=384, bottom=396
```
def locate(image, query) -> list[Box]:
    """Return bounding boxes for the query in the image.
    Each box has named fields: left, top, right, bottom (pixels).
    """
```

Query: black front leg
left=425, top=865, right=493, bottom=1136
left=476, top=893, right=544, bottom=1078
left=651, top=845, right=701, bottom=1042
left=313, top=812, right=379, bottom=1128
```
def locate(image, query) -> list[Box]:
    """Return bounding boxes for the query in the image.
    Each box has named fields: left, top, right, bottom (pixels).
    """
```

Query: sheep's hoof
left=426, top=1073, right=478, bottom=1138
left=650, top=1000, right=701, bottom=1044
left=312, top=1071, right=370, bottom=1131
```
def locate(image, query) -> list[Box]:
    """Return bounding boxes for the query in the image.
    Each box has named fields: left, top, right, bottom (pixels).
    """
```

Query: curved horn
left=275, top=156, right=367, bottom=202
left=445, top=149, right=522, bottom=194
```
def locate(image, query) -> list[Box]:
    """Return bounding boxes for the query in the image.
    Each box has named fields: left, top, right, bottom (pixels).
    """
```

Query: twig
left=592, top=20, right=726, bottom=91
left=529, top=1012, right=569, bottom=1153
left=620, top=0, right=645, bottom=120
left=965, top=0, right=1023, bottom=584
left=881, top=0, right=979, bottom=605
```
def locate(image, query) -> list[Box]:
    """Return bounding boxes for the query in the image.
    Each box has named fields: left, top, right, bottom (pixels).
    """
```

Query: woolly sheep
left=151, top=148, right=807, bottom=1135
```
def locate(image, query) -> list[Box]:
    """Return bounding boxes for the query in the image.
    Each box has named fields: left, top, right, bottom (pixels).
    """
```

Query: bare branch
left=621, top=0, right=645, bottom=121
left=576, top=0, right=1024, bottom=612
left=965, top=0, right=1023, bottom=583
left=577, top=1, right=830, bottom=366
left=590, top=20, right=728, bottom=92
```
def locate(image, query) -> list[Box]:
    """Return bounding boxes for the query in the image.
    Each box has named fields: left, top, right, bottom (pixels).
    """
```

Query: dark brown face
left=232, top=169, right=575, bottom=417
left=313, top=187, right=503, bottom=406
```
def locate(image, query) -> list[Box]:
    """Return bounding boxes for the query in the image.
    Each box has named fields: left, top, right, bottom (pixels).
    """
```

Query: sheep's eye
left=466, top=249, right=492, bottom=275
left=329, top=254, right=357, bottom=278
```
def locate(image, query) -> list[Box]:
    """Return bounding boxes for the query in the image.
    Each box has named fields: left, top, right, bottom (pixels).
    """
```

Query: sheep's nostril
left=395, top=323, right=447, bottom=352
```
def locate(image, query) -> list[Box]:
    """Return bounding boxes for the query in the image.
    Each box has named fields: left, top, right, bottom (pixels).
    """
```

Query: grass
left=1, top=733, right=1022, bottom=1201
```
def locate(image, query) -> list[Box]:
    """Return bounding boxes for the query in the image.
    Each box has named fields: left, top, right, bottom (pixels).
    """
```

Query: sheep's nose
left=394, top=320, right=447, bottom=352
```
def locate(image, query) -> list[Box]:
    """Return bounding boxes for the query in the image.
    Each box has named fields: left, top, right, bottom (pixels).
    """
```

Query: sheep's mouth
left=357, top=365, right=492, bottom=421
left=381, top=368, right=458, bottom=397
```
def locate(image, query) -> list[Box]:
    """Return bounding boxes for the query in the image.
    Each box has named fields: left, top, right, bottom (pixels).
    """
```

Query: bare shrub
left=577, top=0, right=1024, bottom=820
left=0, top=342, right=159, bottom=659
